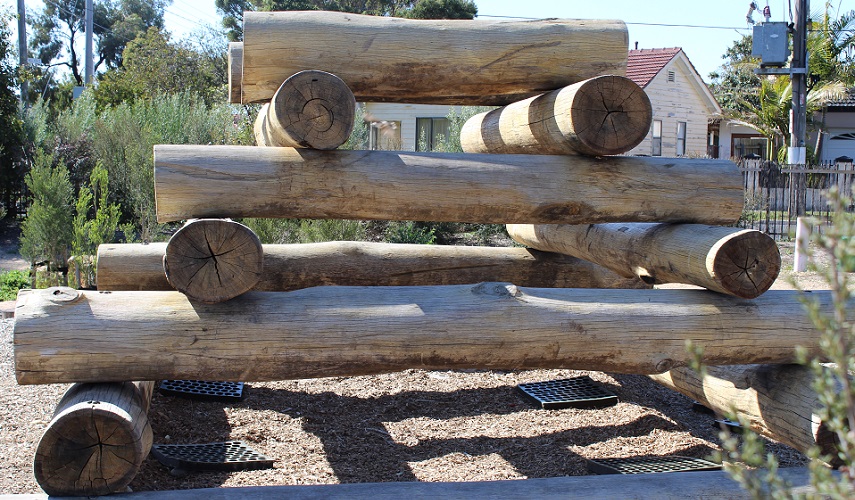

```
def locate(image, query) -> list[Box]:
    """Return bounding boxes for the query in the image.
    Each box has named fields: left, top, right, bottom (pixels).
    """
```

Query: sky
left=6, top=0, right=855, bottom=83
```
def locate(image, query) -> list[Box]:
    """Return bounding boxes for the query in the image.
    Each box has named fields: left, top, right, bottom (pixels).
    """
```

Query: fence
left=738, top=159, right=855, bottom=239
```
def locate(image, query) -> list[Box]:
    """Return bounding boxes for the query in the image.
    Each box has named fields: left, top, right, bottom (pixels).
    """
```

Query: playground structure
left=13, top=11, right=841, bottom=497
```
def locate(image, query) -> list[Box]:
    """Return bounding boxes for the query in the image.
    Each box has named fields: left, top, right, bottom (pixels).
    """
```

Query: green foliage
left=19, top=152, right=74, bottom=270
left=94, top=27, right=225, bottom=110
left=238, top=218, right=366, bottom=243
left=72, top=162, right=121, bottom=257
left=384, top=221, right=436, bottom=244
left=405, top=0, right=476, bottom=19
left=716, top=187, right=855, bottom=497
left=0, top=10, right=26, bottom=215
left=28, top=0, right=167, bottom=87
left=0, top=269, right=30, bottom=301
left=342, top=104, right=370, bottom=150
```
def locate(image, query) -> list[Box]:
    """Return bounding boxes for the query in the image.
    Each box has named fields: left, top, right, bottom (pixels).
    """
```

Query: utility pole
left=17, top=0, right=27, bottom=107
left=789, top=0, right=808, bottom=166
left=85, top=0, right=93, bottom=85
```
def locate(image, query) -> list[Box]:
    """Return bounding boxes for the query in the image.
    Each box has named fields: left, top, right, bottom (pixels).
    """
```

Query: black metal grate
left=159, top=380, right=246, bottom=402
left=151, top=441, right=274, bottom=472
left=587, top=456, right=722, bottom=475
left=517, top=376, right=618, bottom=410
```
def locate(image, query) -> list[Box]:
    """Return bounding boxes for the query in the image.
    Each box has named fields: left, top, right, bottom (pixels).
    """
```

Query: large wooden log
left=649, top=365, right=838, bottom=462
left=240, top=11, right=627, bottom=105
left=14, top=286, right=839, bottom=385
left=97, top=241, right=652, bottom=292
left=154, top=146, right=744, bottom=225
left=228, top=42, right=242, bottom=104
left=460, top=76, right=652, bottom=156
left=254, top=70, right=356, bottom=150
left=164, top=219, right=263, bottom=303
left=506, top=224, right=781, bottom=299
left=34, top=381, right=154, bottom=496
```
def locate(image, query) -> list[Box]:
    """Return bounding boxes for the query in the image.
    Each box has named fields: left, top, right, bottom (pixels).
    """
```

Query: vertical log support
left=34, top=381, right=155, bottom=496
left=461, top=76, right=652, bottom=156
left=228, top=42, right=242, bottom=104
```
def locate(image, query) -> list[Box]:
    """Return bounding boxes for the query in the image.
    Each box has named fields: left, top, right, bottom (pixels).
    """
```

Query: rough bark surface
left=506, top=223, right=781, bottom=298
left=461, top=76, right=652, bottom=156
left=33, top=381, right=154, bottom=496
left=228, top=42, right=242, bottom=104
left=164, top=219, right=263, bottom=303
left=154, top=146, right=744, bottom=225
left=98, top=241, right=652, bottom=292
left=14, top=286, right=838, bottom=384
left=240, top=12, right=627, bottom=104
left=649, top=365, right=838, bottom=463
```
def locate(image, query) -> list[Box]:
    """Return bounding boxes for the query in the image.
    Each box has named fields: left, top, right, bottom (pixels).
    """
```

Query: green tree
left=94, top=27, right=223, bottom=109
left=708, top=35, right=761, bottom=115
left=19, top=152, right=74, bottom=271
left=405, top=0, right=476, bottom=19
left=28, top=0, right=168, bottom=87
left=0, top=10, right=26, bottom=216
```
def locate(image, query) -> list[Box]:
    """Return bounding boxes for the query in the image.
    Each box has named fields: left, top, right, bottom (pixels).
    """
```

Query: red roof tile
left=627, top=48, right=682, bottom=88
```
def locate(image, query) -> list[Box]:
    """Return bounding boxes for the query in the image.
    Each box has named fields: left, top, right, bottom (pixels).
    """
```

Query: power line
left=476, top=14, right=752, bottom=30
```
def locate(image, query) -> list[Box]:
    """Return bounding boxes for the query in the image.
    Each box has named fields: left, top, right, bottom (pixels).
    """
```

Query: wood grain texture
left=97, top=241, right=652, bottom=292
left=33, top=381, right=154, bottom=496
left=14, top=286, right=838, bottom=384
left=254, top=70, right=355, bottom=150
left=240, top=11, right=627, bottom=105
left=507, top=223, right=781, bottom=298
left=153, top=146, right=744, bottom=225
left=164, top=219, right=263, bottom=303
left=461, top=76, right=652, bottom=156
left=649, top=365, right=838, bottom=463
left=228, top=42, right=242, bottom=104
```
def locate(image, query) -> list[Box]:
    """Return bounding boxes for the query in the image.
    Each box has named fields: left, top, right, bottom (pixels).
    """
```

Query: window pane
left=432, top=118, right=450, bottom=149
left=677, top=122, right=686, bottom=156
left=652, top=120, right=662, bottom=137
left=416, top=118, right=431, bottom=152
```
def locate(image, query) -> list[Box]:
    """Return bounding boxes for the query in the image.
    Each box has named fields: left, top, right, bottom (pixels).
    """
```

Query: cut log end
left=34, top=382, right=153, bottom=496
left=571, top=75, right=652, bottom=155
left=164, top=219, right=263, bottom=303
left=267, top=70, right=356, bottom=150
left=713, top=230, right=781, bottom=299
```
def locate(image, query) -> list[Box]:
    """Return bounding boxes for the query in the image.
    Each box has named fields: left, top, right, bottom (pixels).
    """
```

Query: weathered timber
left=164, top=219, right=263, bottom=303
left=506, top=223, right=781, bottom=298
left=240, top=11, right=627, bottom=105
left=14, top=286, right=838, bottom=384
left=97, top=241, right=651, bottom=292
left=254, top=70, right=355, bottom=150
left=649, top=365, right=838, bottom=463
left=9, top=468, right=825, bottom=499
left=460, top=76, right=652, bottom=156
left=153, top=146, right=744, bottom=225
left=34, top=381, right=154, bottom=496
left=228, top=42, right=242, bottom=104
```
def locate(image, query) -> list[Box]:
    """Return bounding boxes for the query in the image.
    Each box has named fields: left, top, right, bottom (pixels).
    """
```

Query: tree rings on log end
left=164, top=219, right=263, bottom=304
left=267, top=70, right=356, bottom=150
left=712, top=230, right=781, bottom=299
left=34, top=384, right=152, bottom=496
left=569, top=75, right=652, bottom=156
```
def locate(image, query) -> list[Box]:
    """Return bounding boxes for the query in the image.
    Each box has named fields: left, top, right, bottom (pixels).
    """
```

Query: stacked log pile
left=13, top=10, right=838, bottom=497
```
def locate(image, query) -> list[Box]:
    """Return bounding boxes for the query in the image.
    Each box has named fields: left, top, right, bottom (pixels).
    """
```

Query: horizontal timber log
left=34, top=381, right=154, bottom=496
left=240, top=12, right=627, bottom=105
left=153, top=146, right=744, bottom=225
left=14, top=286, right=839, bottom=385
left=460, top=76, right=652, bottom=156
left=506, top=223, right=781, bottom=298
left=649, top=365, right=838, bottom=463
left=96, top=241, right=651, bottom=292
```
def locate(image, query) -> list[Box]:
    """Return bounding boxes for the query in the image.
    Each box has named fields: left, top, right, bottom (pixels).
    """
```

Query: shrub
left=0, top=269, right=29, bottom=301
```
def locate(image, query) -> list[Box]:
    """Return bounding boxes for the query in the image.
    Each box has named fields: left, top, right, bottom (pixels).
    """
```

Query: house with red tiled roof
left=624, top=47, right=722, bottom=157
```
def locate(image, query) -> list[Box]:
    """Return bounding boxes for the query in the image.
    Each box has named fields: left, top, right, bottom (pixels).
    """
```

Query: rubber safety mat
left=587, top=456, right=722, bottom=475
left=517, top=376, right=618, bottom=410
left=151, top=441, right=274, bottom=472
left=158, top=380, right=246, bottom=402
